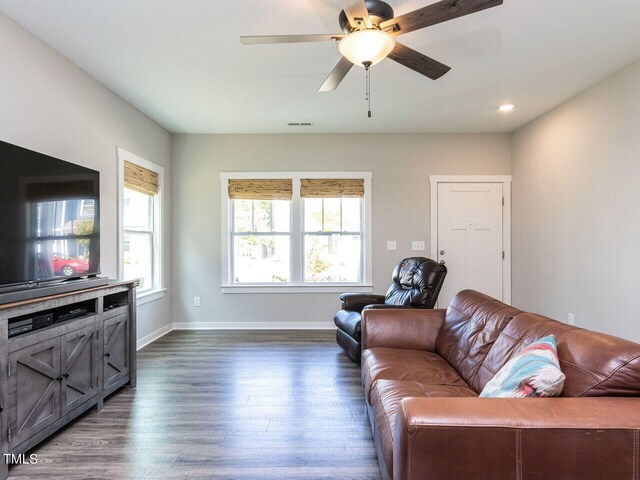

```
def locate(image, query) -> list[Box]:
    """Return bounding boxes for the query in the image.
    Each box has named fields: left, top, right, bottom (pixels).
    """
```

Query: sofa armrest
left=393, top=397, right=640, bottom=480
left=361, top=308, right=446, bottom=351
left=363, top=304, right=413, bottom=310
left=339, top=293, right=386, bottom=313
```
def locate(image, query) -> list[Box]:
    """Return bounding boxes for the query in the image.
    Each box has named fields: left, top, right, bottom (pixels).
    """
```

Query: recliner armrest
left=393, top=397, right=640, bottom=480
left=361, top=308, right=446, bottom=351
left=339, top=293, right=386, bottom=313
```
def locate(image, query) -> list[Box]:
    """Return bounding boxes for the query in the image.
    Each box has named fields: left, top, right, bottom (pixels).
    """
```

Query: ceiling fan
left=240, top=0, right=504, bottom=92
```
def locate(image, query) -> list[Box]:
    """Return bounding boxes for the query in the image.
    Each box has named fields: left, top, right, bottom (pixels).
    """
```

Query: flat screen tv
left=0, top=140, right=100, bottom=291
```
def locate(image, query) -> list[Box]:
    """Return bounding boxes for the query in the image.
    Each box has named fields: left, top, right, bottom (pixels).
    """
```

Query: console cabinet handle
left=56, top=375, right=64, bottom=381
left=63, top=372, right=70, bottom=378
left=105, top=352, right=111, bottom=357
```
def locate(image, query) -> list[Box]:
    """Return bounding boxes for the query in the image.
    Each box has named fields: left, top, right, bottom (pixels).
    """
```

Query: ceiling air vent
left=288, top=122, right=314, bottom=127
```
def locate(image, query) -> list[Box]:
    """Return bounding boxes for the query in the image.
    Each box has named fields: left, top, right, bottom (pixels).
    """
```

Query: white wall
left=0, top=12, right=173, bottom=341
left=512, top=58, right=640, bottom=342
left=172, top=133, right=511, bottom=327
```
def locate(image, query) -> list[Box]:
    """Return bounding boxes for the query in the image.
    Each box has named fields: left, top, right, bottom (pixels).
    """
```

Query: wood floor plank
left=8, top=330, right=381, bottom=479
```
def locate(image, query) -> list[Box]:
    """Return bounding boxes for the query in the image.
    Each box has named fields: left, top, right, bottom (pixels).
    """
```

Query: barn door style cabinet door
left=6, top=337, right=62, bottom=449
left=61, top=325, right=99, bottom=415
left=103, top=312, right=130, bottom=393
left=0, top=280, right=138, bottom=480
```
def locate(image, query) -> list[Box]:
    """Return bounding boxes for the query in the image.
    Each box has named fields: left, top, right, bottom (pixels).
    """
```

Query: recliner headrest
left=392, top=257, right=445, bottom=290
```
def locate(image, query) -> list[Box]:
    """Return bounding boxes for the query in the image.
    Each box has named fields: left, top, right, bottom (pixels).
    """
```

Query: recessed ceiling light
left=499, top=104, right=515, bottom=112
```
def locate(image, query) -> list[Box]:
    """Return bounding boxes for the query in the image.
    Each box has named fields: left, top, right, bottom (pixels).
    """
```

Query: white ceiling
left=1, top=0, right=640, bottom=134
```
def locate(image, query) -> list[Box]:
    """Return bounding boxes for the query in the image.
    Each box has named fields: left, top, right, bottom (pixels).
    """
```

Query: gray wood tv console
left=0, top=279, right=138, bottom=479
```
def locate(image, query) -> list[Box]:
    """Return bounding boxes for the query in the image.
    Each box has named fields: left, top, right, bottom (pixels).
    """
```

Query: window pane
left=341, top=198, right=361, bottom=232
left=271, top=200, right=291, bottom=232
left=322, top=198, right=341, bottom=231
left=233, top=200, right=253, bottom=233
left=233, top=234, right=290, bottom=283
left=233, top=200, right=290, bottom=233
left=304, top=234, right=361, bottom=283
left=124, top=188, right=152, bottom=230
left=123, top=232, right=153, bottom=291
left=303, top=198, right=323, bottom=232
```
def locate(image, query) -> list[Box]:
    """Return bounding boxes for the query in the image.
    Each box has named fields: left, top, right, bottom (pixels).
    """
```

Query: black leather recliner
left=334, top=257, right=447, bottom=363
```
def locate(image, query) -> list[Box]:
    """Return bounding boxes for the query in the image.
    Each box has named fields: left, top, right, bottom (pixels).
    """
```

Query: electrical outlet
left=194, top=297, right=201, bottom=307
left=412, top=240, right=426, bottom=251
left=386, top=241, right=397, bottom=251
left=567, top=313, right=575, bottom=325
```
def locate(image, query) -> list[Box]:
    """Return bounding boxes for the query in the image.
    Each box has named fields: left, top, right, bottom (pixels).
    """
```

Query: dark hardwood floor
left=9, top=330, right=382, bottom=479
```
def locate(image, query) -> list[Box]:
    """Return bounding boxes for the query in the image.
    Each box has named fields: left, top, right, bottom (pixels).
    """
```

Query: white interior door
left=436, top=182, right=505, bottom=307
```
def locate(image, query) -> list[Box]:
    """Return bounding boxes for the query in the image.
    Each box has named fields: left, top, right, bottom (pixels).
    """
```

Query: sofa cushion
left=334, top=309, right=362, bottom=340
left=362, top=347, right=471, bottom=403
left=480, top=313, right=640, bottom=397
left=480, top=335, right=565, bottom=398
left=435, top=290, right=523, bottom=392
left=370, top=379, right=478, bottom=479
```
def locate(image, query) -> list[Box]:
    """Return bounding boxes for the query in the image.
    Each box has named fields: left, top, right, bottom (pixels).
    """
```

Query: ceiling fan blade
left=340, top=0, right=373, bottom=29
left=240, top=34, right=343, bottom=45
left=381, top=0, right=503, bottom=36
left=319, top=57, right=354, bottom=92
left=387, top=42, right=451, bottom=80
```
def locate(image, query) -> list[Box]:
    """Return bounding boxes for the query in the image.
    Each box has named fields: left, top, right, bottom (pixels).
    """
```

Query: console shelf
left=0, top=279, right=138, bottom=479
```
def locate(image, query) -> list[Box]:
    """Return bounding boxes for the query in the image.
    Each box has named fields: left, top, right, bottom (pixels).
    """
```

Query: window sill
left=137, top=288, right=167, bottom=305
left=221, top=284, right=373, bottom=294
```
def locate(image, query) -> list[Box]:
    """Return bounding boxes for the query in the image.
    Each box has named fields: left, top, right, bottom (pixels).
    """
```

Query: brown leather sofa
left=361, top=290, right=640, bottom=480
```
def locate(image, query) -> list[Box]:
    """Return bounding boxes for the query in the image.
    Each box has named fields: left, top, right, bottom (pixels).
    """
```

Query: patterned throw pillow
left=480, top=335, right=566, bottom=398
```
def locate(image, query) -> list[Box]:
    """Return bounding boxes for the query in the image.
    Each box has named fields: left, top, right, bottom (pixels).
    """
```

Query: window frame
left=117, top=147, right=166, bottom=304
left=221, top=172, right=372, bottom=294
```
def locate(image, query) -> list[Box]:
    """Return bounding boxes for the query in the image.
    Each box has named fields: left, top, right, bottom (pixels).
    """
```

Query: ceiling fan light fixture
left=338, top=29, right=395, bottom=67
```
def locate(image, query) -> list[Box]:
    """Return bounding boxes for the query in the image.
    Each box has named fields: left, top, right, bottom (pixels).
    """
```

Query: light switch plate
left=386, top=241, right=397, bottom=251
left=194, top=297, right=201, bottom=307
left=412, top=241, right=426, bottom=251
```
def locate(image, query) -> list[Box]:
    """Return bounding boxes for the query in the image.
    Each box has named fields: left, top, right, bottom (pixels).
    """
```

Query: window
left=232, top=199, right=292, bottom=283
left=303, top=197, right=362, bottom=283
left=117, top=149, right=164, bottom=299
left=222, top=173, right=372, bottom=293
left=123, top=188, right=155, bottom=291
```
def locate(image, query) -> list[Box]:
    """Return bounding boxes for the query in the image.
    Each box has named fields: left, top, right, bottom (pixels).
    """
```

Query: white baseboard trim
left=137, top=323, right=173, bottom=350
left=172, top=321, right=335, bottom=330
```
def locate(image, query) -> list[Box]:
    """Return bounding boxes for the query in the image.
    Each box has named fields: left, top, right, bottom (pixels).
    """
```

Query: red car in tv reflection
left=52, top=253, right=89, bottom=277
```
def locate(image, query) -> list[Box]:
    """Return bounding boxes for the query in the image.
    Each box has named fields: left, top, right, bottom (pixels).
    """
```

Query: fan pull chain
left=363, top=61, right=372, bottom=118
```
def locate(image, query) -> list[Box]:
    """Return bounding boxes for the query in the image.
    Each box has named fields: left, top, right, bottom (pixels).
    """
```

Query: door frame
left=429, top=175, right=512, bottom=305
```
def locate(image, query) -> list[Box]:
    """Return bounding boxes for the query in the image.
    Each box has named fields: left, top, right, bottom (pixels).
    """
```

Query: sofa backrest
left=435, top=290, right=522, bottom=391
left=436, top=290, right=640, bottom=397
left=484, top=313, right=640, bottom=397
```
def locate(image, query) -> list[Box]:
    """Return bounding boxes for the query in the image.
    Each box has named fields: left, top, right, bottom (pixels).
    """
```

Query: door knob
left=439, top=250, right=445, bottom=255
left=439, top=260, right=446, bottom=265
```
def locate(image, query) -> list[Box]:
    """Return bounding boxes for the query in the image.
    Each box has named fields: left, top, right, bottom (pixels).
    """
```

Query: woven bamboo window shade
left=300, top=178, right=365, bottom=198
left=228, top=179, right=293, bottom=200
left=124, top=161, right=159, bottom=196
